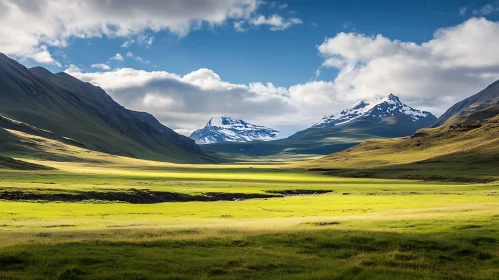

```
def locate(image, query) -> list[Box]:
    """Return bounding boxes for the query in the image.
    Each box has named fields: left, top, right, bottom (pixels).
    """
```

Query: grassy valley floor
left=0, top=154, right=498, bottom=279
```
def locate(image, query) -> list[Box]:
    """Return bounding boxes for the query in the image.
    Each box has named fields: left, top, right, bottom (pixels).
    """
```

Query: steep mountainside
left=202, top=94, right=436, bottom=160
left=190, top=117, right=279, bottom=144
left=298, top=102, right=499, bottom=181
left=0, top=53, right=213, bottom=163
left=313, top=94, right=434, bottom=128
left=432, top=79, right=499, bottom=127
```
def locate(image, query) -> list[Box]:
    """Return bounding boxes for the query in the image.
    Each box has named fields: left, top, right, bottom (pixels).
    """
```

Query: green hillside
left=298, top=107, right=499, bottom=182
left=0, top=53, right=214, bottom=163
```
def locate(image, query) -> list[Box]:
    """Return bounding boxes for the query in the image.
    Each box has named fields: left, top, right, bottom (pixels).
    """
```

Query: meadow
left=0, top=153, right=498, bottom=279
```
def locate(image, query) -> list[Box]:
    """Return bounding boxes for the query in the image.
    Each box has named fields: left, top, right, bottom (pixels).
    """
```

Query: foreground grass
left=0, top=155, right=498, bottom=279
left=1, top=227, right=498, bottom=279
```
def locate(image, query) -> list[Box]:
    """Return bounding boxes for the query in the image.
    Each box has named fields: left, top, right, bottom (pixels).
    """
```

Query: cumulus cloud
left=110, top=53, right=124, bottom=61
left=0, top=0, right=301, bottom=64
left=64, top=17, right=499, bottom=135
left=121, top=34, right=154, bottom=48
left=124, top=51, right=150, bottom=64
left=65, top=67, right=297, bottom=134
left=90, top=63, right=111, bottom=70
left=316, top=17, right=499, bottom=114
left=472, top=1, right=499, bottom=15
left=251, top=15, right=302, bottom=31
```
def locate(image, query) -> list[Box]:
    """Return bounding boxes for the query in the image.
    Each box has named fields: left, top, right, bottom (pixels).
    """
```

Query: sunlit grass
left=0, top=153, right=498, bottom=279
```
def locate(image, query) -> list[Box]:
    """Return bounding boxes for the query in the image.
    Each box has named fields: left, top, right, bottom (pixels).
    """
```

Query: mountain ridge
left=431, top=79, right=499, bottom=127
left=313, top=94, right=435, bottom=128
left=190, top=116, right=279, bottom=144
left=0, top=53, right=214, bottom=163
left=201, top=94, right=436, bottom=159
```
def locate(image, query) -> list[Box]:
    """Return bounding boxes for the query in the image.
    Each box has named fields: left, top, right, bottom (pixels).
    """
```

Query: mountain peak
left=207, top=116, right=244, bottom=128
left=313, top=94, right=435, bottom=128
left=191, top=117, right=279, bottom=144
left=388, top=93, right=398, bottom=99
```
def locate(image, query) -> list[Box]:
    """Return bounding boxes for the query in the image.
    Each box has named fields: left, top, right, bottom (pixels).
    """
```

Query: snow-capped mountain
left=190, top=117, right=279, bottom=144
left=313, top=94, right=436, bottom=128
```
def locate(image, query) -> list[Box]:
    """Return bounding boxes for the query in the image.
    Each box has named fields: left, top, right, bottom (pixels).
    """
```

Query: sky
left=2, top=0, right=499, bottom=137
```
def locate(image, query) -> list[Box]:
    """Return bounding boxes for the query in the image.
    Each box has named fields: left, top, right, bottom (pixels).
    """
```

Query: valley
left=0, top=53, right=498, bottom=279
left=0, top=154, right=498, bottom=279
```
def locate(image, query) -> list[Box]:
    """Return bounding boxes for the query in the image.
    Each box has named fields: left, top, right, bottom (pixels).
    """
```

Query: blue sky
left=49, top=0, right=499, bottom=87
left=2, top=0, right=499, bottom=136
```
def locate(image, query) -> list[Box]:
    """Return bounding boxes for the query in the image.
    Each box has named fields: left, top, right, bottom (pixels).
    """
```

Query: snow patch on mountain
left=313, top=94, right=434, bottom=128
left=190, top=117, right=279, bottom=144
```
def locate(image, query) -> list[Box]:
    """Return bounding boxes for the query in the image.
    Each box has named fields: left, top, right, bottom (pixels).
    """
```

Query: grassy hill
left=0, top=53, right=214, bottom=163
left=297, top=108, right=499, bottom=182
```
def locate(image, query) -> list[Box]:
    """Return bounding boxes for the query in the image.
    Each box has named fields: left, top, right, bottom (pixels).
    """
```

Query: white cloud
left=135, top=57, right=150, bottom=64
left=124, top=51, right=149, bottom=64
left=459, top=7, right=467, bottom=15
left=122, top=35, right=154, bottom=48
left=472, top=1, right=499, bottom=15
left=62, top=17, right=499, bottom=136
left=65, top=64, right=82, bottom=73
left=234, top=21, right=248, bottom=32
left=64, top=67, right=297, bottom=134
left=137, top=34, right=154, bottom=46
left=0, top=0, right=300, bottom=64
left=174, top=128, right=196, bottom=136
left=90, top=63, right=111, bottom=70
left=316, top=17, right=499, bottom=114
left=251, top=15, right=302, bottom=31
left=110, top=53, right=124, bottom=61
left=121, top=39, right=135, bottom=48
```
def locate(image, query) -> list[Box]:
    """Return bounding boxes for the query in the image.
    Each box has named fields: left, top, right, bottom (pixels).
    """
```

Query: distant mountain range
left=201, top=94, right=436, bottom=158
left=190, top=117, right=279, bottom=144
left=301, top=80, right=499, bottom=181
left=2, top=52, right=496, bottom=165
left=0, top=53, right=214, bottom=163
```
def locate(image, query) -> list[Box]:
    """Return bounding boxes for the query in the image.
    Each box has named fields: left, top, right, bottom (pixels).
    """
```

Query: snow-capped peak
left=313, top=94, right=434, bottom=128
left=190, top=117, right=279, bottom=144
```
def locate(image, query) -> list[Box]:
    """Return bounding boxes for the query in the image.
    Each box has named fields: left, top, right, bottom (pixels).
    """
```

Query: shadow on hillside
left=308, top=152, right=499, bottom=183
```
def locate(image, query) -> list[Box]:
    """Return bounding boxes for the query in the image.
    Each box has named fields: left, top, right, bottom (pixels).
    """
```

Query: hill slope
left=190, top=117, right=279, bottom=144
left=203, top=94, right=436, bottom=160
left=0, top=53, right=213, bottom=163
left=432, top=79, right=499, bottom=127
left=298, top=105, right=499, bottom=182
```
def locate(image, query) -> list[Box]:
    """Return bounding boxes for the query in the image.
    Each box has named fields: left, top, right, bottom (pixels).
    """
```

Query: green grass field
left=0, top=152, right=498, bottom=279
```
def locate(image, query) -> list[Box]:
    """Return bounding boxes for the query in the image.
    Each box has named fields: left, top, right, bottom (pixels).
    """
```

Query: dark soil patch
left=266, top=189, right=332, bottom=196
left=0, top=188, right=332, bottom=204
left=305, top=221, right=341, bottom=226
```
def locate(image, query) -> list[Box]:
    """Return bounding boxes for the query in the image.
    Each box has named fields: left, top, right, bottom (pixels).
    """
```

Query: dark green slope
left=202, top=119, right=426, bottom=159
left=0, top=53, right=213, bottom=163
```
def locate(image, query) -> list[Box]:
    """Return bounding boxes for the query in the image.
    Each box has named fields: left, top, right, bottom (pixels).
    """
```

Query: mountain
left=190, top=117, right=279, bottom=144
left=201, top=94, right=436, bottom=160
left=432, top=80, right=499, bottom=127
left=0, top=53, right=214, bottom=163
left=298, top=101, right=499, bottom=182
left=313, top=94, right=435, bottom=129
